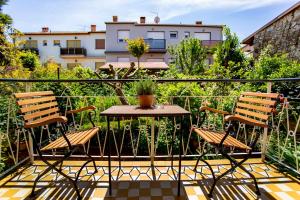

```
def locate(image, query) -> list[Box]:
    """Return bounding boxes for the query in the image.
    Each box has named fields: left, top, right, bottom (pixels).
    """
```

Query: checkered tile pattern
left=0, top=159, right=299, bottom=199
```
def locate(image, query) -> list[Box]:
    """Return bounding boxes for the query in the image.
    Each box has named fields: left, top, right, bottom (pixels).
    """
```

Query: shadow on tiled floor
left=0, top=159, right=299, bottom=200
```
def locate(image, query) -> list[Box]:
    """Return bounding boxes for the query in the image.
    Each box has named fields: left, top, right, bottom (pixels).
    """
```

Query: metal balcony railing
left=201, top=40, right=222, bottom=46
left=60, top=48, right=87, bottom=56
left=144, top=39, right=166, bottom=50
left=0, top=78, right=299, bottom=179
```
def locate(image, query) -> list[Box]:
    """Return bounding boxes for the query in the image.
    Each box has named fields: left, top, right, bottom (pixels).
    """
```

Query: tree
left=168, top=38, right=207, bottom=75
left=249, top=45, right=300, bottom=97
left=126, top=38, right=149, bottom=68
left=208, top=26, right=249, bottom=79
left=95, top=62, right=143, bottom=105
left=93, top=38, right=149, bottom=105
left=0, top=0, right=21, bottom=68
left=0, top=0, right=12, bottom=33
left=214, top=26, right=245, bottom=68
left=19, top=51, right=40, bottom=71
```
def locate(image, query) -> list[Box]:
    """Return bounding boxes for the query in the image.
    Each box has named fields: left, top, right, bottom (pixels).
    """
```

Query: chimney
left=91, top=24, right=96, bottom=32
left=112, top=16, right=118, bottom=22
left=140, top=16, right=146, bottom=24
left=42, top=27, right=49, bottom=32
left=195, top=21, right=202, bottom=25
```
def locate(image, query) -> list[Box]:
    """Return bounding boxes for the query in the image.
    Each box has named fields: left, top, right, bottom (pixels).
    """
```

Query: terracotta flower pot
left=138, top=95, right=155, bottom=108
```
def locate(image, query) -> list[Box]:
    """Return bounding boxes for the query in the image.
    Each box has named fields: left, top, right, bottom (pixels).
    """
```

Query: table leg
left=151, top=117, right=155, bottom=166
left=107, top=117, right=112, bottom=196
left=178, top=116, right=183, bottom=196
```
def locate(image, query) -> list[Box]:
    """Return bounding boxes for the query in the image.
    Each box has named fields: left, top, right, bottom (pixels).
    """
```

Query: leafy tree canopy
left=126, top=38, right=149, bottom=68
left=168, top=38, right=207, bottom=75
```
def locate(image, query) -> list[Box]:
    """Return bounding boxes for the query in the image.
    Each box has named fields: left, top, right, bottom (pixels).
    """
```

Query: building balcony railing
left=60, top=47, right=87, bottom=57
left=0, top=78, right=299, bottom=199
left=201, top=40, right=222, bottom=47
left=144, top=39, right=166, bottom=52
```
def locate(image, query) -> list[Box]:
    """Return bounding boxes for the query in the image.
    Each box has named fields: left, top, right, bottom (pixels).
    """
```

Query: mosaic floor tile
left=0, top=159, right=299, bottom=199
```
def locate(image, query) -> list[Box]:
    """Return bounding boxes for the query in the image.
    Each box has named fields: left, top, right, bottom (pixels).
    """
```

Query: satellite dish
left=154, top=16, right=160, bottom=24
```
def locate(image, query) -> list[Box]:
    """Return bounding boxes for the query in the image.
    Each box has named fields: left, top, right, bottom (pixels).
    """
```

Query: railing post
left=57, top=67, right=60, bottom=80
left=25, top=82, right=34, bottom=163
left=261, top=81, right=272, bottom=161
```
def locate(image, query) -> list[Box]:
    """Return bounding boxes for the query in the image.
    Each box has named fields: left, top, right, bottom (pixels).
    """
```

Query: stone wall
left=253, top=6, right=300, bottom=61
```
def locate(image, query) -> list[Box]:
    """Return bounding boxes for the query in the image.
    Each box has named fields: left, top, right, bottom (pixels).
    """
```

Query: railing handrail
left=0, top=78, right=299, bottom=83
left=60, top=47, right=87, bottom=56
left=144, top=39, right=166, bottom=50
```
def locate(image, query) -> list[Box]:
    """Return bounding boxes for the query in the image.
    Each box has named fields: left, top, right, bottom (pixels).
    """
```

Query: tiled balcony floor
left=0, top=159, right=299, bottom=200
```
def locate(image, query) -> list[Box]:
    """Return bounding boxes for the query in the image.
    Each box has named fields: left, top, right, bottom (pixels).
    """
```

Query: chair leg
left=75, top=151, right=98, bottom=182
left=237, top=164, right=261, bottom=195
left=193, top=151, right=207, bottom=171
left=208, top=163, right=238, bottom=198
left=208, top=150, right=246, bottom=198
left=30, top=165, right=53, bottom=197
left=85, top=150, right=98, bottom=173
left=50, top=162, right=82, bottom=199
left=208, top=150, right=260, bottom=198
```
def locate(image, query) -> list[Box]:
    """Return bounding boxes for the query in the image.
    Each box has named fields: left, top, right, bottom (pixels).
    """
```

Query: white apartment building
left=19, top=25, right=106, bottom=70
left=19, top=17, right=223, bottom=71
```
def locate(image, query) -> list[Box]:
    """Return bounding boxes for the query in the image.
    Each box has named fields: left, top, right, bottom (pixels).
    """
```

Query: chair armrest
left=66, top=106, right=96, bottom=114
left=225, top=114, right=268, bottom=128
left=24, top=116, right=68, bottom=129
left=200, top=106, right=230, bottom=115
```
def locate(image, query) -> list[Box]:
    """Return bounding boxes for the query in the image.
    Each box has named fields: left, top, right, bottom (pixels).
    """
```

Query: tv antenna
left=151, top=11, right=160, bottom=24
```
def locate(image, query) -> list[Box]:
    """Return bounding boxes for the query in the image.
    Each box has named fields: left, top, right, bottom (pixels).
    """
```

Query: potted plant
left=136, top=79, right=155, bottom=108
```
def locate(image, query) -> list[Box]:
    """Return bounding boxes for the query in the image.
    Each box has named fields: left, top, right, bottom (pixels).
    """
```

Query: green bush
left=19, top=51, right=40, bottom=71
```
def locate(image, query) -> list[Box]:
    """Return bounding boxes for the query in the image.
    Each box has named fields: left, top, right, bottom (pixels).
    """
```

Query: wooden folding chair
left=14, top=91, right=99, bottom=199
left=193, top=92, right=281, bottom=198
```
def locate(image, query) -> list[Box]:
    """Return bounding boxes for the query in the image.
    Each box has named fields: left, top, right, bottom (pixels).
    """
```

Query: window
left=43, top=40, right=47, bottom=46
left=117, top=30, right=130, bottom=42
left=147, top=31, right=164, bottom=39
left=169, top=31, right=178, bottom=39
left=194, top=32, right=211, bottom=40
left=67, top=63, right=80, bottom=69
left=184, top=32, right=190, bottom=38
left=117, top=57, right=130, bottom=62
left=95, top=39, right=105, bottom=49
left=53, top=40, right=60, bottom=46
left=95, top=62, right=105, bottom=71
left=67, top=40, right=81, bottom=48
left=24, top=40, right=38, bottom=48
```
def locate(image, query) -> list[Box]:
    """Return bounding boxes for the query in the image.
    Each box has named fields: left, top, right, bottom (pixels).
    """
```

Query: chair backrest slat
left=236, top=102, right=273, bottom=113
left=235, top=108, right=269, bottom=121
left=239, top=97, right=276, bottom=106
left=24, top=107, right=60, bottom=121
left=14, top=91, right=54, bottom=98
left=14, top=91, right=60, bottom=127
left=234, top=92, right=280, bottom=126
left=21, top=101, right=58, bottom=113
left=242, top=92, right=279, bottom=99
left=17, top=96, right=56, bottom=106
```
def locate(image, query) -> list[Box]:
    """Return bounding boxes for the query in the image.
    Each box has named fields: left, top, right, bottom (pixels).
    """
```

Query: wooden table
left=101, top=105, right=190, bottom=196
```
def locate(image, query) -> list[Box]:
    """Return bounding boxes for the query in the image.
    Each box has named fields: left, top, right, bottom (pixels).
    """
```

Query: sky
left=3, top=0, right=299, bottom=40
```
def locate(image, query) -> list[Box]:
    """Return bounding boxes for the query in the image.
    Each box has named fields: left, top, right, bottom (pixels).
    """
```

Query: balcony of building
left=60, top=48, right=87, bottom=58
left=144, top=39, right=167, bottom=53
left=201, top=40, right=222, bottom=47
left=0, top=78, right=299, bottom=200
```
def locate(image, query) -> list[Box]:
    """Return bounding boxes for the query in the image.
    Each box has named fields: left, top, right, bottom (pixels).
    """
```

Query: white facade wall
left=19, top=32, right=106, bottom=70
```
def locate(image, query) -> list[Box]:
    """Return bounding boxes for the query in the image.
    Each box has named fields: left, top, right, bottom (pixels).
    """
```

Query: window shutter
left=95, top=39, right=105, bottom=49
